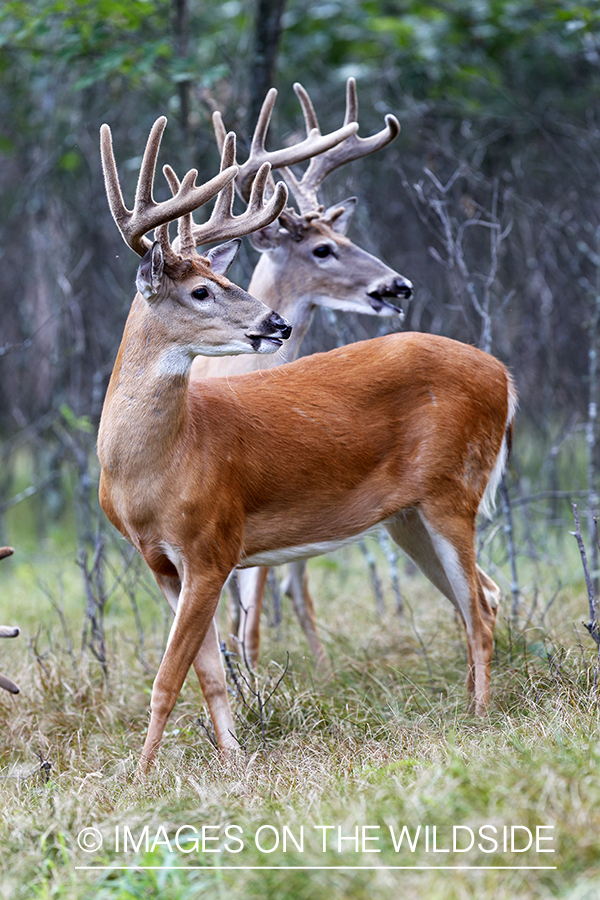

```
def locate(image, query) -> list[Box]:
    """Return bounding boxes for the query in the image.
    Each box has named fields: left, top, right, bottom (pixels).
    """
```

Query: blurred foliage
left=2, top=1, right=599, bottom=137
left=281, top=0, right=600, bottom=113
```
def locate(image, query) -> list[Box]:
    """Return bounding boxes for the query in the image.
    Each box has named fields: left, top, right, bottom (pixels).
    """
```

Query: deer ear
left=204, top=239, right=242, bottom=275
left=136, top=242, right=164, bottom=301
left=324, top=197, right=358, bottom=235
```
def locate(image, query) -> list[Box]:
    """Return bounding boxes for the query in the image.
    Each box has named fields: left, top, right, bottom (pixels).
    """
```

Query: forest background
left=1, top=0, right=599, bottom=452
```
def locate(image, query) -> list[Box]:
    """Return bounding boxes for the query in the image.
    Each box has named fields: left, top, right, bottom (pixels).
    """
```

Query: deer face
left=251, top=200, right=413, bottom=320
left=136, top=240, right=292, bottom=360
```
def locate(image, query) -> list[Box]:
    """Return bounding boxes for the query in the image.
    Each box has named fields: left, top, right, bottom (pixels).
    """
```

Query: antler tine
left=165, top=141, right=236, bottom=255
left=205, top=131, right=239, bottom=226
left=100, top=123, right=141, bottom=250
left=293, top=82, right=320, bottom=133
left=212, top=113, right=285, bottom=203
left=247, top=162, right=282, bottom=214
left=192, top=164, right=288, bottom=247
left=285, top=78, right=401, bottom=214
left=213, top=111, right=283, bottom=201
left=163, top=164, right=195, bottom=257
left=249, top=87, right=278, bottom=158
left=100, top=117, right=239, bottom=258
left=133, top=116, right=167, bottom=212
left=344, top=76, right=359, bottom=126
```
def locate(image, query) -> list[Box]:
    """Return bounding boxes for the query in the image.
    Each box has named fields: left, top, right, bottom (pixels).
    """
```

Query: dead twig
left=571, top=504, right=600, bottom=647
left=359, top=540, right=385, bottom=616
left=571, top=503, right=600, bottom=698
left=500, top=477, right=520, bottom=624
left=221, top=643, right=290, bottom=752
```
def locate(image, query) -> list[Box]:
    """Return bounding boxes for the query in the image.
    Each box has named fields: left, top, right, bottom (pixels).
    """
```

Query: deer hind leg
left=225, top=573, right=242, bottom=648
left=384, top=507, right=496, bottom=715
left=477, top=565, right=501, bottom=615
left=281, top=560, right=328, bottom=669
left=236, top=566, right=270, bottom=670
left=148, top=572, right=237, bottom=769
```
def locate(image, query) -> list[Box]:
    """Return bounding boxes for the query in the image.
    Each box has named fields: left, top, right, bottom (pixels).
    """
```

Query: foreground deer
left=98, top=116, right=516, bottom=771
left=0, top=547, right=19, bottom=695
left=191, top=79, right=413, bottom=669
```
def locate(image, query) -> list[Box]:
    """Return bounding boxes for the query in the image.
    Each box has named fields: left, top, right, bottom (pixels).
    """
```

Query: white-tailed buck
left=98, top=114, right=516, bottom=772
left=191, top=79, right=414, bottom=669
left=0, top=547, right=19, bottom=695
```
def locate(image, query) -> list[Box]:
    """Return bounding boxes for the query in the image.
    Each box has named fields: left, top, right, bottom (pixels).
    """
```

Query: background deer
left=191, top=79, right=414, bottom=670
left=0, top=547, right=19, bottom=695
left=98, top=112, right=515, bottom=772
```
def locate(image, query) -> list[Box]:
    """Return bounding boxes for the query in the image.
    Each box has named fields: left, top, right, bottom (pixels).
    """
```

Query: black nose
left=391, top=277, right=413, bottom=300
left=264, top=311, right=292, bottom=340
left=368, top=277, right=413, bottom=302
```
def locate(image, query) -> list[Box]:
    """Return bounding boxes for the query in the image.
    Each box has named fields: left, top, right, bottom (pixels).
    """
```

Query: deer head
left=100, top=116, right=293, bottom=360
left=212, top=79, right=413, bottom=320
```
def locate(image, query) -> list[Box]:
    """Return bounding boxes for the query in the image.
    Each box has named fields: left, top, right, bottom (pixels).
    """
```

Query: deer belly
left=239, top=526, right=379, bottom=568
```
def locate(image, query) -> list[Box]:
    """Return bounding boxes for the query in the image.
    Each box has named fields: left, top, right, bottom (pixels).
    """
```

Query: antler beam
left=165, top=132, right=288, bottom=253
left=215, top=87, right=358, bottom=203
left=102, top=117, right=288, bottom=259
left=281, top=77, right=400, bottom=214
left=101, top=117, right=240, bottom=257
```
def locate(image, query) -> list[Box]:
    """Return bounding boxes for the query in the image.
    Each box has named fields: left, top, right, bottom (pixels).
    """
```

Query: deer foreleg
left=154, top=571, right=237, bottom=755
left=140, top=573, right=228, bottom=770
left=192, top=617, right=238, bottom=752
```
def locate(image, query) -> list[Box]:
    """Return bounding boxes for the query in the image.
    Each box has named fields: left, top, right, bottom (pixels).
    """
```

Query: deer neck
left=248, top=251, right=315, bottom=362
left=98, top=295, right=191, bottom=478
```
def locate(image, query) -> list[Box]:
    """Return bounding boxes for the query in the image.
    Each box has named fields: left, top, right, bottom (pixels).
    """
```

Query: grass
left=1, top=523, right=600, bottom=900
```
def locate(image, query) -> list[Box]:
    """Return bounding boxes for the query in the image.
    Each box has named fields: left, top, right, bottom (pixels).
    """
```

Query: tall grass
left=1, top=523, right=599, bottom=900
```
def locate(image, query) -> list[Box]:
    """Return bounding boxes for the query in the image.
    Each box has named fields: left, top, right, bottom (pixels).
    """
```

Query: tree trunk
left=248, top=0, right=286, bottom=138
left=173, top=0, right=190, bottom=145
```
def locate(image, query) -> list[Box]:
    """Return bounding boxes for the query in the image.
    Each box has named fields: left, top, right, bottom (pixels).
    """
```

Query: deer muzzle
left=367, top=276, right=413, bottom=314
left=246, top=311, right=292, bottom=353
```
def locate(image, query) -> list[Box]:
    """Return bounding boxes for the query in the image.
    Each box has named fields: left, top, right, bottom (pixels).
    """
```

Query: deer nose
left=264, top=311, right=292, bottom=340
left=391, top=277, right=413, bottom=300
left=368, top=276, right=413, bottom=302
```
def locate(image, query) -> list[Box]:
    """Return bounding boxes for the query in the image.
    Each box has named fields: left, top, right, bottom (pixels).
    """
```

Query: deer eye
left=313, top=244, right=332, bottom=259
left=192, top=287, right=210, bottom=301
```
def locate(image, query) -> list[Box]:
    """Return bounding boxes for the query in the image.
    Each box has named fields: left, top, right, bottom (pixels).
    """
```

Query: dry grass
left=1, top=540, right=600, bottom=899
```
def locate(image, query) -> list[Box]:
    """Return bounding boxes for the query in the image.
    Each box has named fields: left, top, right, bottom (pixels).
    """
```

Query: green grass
left=1, top=527, right=600, bottom=900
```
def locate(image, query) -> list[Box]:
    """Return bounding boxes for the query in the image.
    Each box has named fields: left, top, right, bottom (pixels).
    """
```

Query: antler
left=0, top=547, right=19, bottom=695
left=100, top=116, right=240, bottom=257
left=213, top=87, right=358, bottom=203
left=280, top=78, right=400, bottom=215
left=164, top=131, right=288, bottom=253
